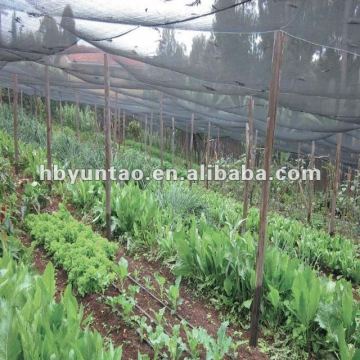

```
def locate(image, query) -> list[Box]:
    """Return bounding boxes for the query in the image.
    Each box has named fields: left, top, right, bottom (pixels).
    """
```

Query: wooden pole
left=185, top=122, right=189, bottom=166
left=117, top=107, right=121, bottom=144
left=12, top=74, right=19, bottom=173
left=249, top=30, right=285, bottom=347
left=149, top=112, right=153, bottom=158
left=160, top=94, right=164, bottom=168
left=122, top=110, right=126, bottom=147
left=114, top=93, right=118, bottom=143
left=216, top=128, right=220, bottom=160
left=307, top=140, right=316, bottom=224
left=189, top=113, right=194, bottom=186
left=34, top=92, right=38, bottom=119
left=75, top=93, right=80, bottom=139
left=94, top=104, right=99, bottom=132
left=189, top=113, right=194, bottom=167
left=242, top=97, right=255, bottom=231
left=20, top=89, right=23, bottom=114
left=59, top=98, right=63, bottom=126
left=205, top=121, right=211, bottom=189
left=45, top=65, right=52, bottom=171
left=171, top=117, right=175, bottom=164
left=104, top=53, right=112, bottom=240
left=144, top=114, right=148, bottom=156
left=329, top=133, right=342, bottom=236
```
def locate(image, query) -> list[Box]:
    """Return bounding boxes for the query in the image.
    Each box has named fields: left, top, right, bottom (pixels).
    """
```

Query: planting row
left=0, top=245, right=122, bottom=359
left=23, top=209, right=246, bottom=359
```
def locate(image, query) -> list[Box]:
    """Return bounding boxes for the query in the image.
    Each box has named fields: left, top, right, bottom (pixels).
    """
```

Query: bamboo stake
left=104, top=53, right=112, bottom=240
left=12, top=74, right=19, bottom=173
left=242, top=97, right=255, bottom=232
left=329, top=133, right=342, bottom=236
left=44, top=65, right=52, bottom=171
left=249, top=30, right=285, bottom=347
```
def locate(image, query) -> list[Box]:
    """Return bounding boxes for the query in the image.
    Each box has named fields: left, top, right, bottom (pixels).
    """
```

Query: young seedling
left=168, top=324, right=186, bottom=360
left=154, top=272, right=166, bottom=299
left=167, top=276, right=183, bottom=313
left=143, top=275, right=155, bottom=291
left=182, top=322, right=201, bottom=360
left=117, top=257, right=128, bottom=290
left=152, top=307, right=166, bottom=327
left=106, top=294, right=136, bottom=325
left=134, top=315, right=152, bottom=342
left=147, top=325, right=169, bottom=360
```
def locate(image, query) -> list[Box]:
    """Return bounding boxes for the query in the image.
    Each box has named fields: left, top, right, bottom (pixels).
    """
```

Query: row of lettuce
left=1, top=107, right=359, bottom=358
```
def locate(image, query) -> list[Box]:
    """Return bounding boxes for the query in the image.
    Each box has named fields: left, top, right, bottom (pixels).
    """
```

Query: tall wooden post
left=94, top=104, right=99, bottom=132
left=149, top=112, right=153, bottom=158
left=185, top=122, right=189, bottom=166
left=171, top=117, right=175, bottom=164
left=160, top=95, right=164, bottom=168
left=189, top=113, right=195, bottom=186
left=216, top=128, right=220, bottom=160
left=205, top=121, right=211, bottom=189
left=20, top=90, right=23, bottom=113
left=45, top=65, right=52, bottom=171
left=12, top=74, right=19, bottom=173
left=104, top=53, right=112, bottom=240
left=189, top=113, right=194, bottom=168
left=242, top=97, right=255, bottom=231
left=75, top=93, right=80, bottom=139
left=114, top=93, right=118, bottom=143
left=249, top=31, right=285, bottom=347
left=307, top=140, right=316, bottom=223
left=329, top=133, right=342, bottom=236
left=144, top=114, right=148, bottom=156
left=34, top=93, right=38, bottom=119
left=122, top=110, right=126, bottom=147
left=59, top=98, right=63, bottom=126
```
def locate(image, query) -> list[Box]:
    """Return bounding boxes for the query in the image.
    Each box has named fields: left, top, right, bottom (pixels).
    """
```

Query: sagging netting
left=0, top=0, right=359, bottom=167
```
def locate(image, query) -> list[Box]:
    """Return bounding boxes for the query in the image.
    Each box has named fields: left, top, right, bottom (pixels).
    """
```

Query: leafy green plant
left=25, top=205, right=118, bottom=295
left=22, top=181, right=50, bottom=214
left=117, top=257, right=128, bottom=290
left=107, top=294, right=136, bottom=325
left=0, top=255, right=122, bottom=359
left=167, top=277, right=183, bottom=313
left=154, top=272, right=166, bottom=299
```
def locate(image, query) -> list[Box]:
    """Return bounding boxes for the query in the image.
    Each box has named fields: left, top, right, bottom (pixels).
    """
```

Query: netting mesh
left=0, top=0, right=359, bottom=166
